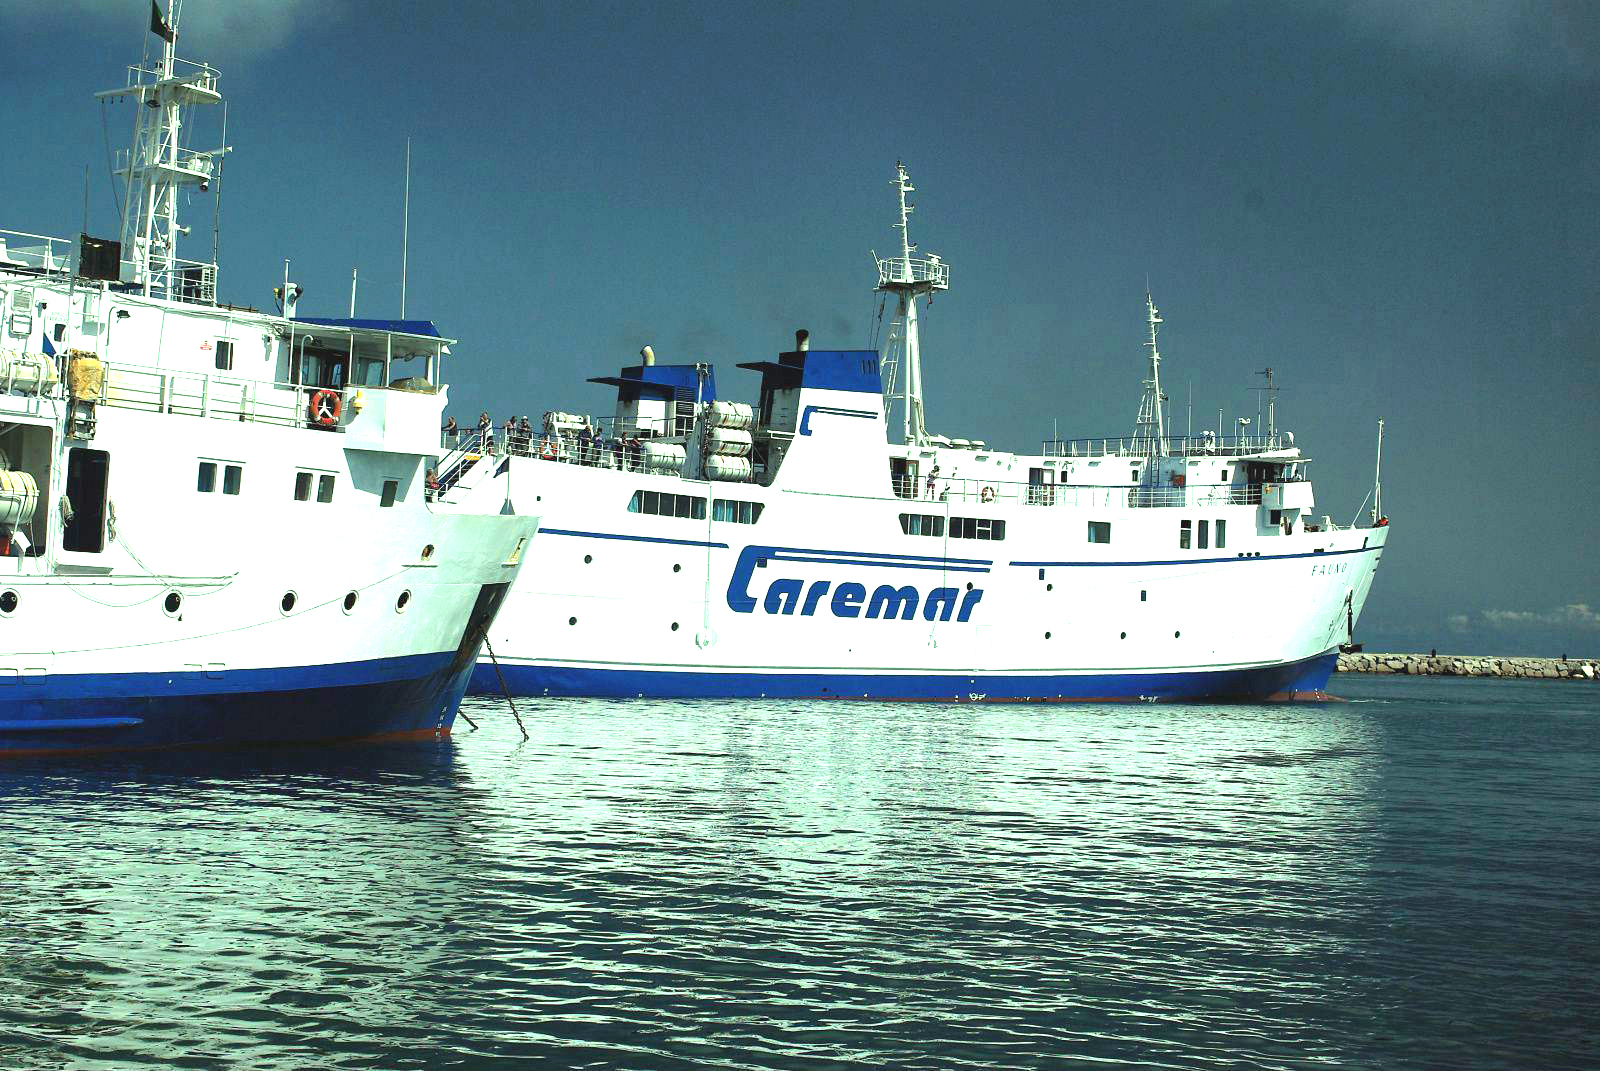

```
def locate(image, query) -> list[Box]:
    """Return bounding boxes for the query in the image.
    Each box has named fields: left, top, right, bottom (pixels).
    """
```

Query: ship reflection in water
left=1, top=678, right=1594, bottom=1069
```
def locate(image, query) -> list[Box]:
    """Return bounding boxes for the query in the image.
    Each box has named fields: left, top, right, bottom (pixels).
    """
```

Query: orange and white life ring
left=309, top=389, right=341, bottom=427
left=539, top=438, right=556, bottom=460
left=980, top=486, right=995, bottom=503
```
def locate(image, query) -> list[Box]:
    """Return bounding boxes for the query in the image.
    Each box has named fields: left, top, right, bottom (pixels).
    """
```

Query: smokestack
left=795, top=329, right=810, bottom=352
left=640, top=345, right=655, bottom=366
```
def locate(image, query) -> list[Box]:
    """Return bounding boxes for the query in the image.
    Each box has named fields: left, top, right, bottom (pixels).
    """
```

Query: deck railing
left=1042, top=433, right=1288, bottom=458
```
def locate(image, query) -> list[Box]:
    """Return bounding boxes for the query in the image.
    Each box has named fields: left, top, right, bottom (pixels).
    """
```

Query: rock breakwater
left=1338, top=652, right=1598, bottom=679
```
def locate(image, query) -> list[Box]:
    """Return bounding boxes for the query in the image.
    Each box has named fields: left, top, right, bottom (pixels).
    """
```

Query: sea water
left=1, top=676, right=1595, bottom=1070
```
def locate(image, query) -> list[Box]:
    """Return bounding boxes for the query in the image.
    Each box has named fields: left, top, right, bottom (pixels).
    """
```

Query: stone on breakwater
left=1336, top=652, right=1599, bottom=680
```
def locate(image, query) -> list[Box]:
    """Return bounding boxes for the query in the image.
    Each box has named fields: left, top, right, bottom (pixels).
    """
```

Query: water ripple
left=1, top=676, right=1596, bottom=1069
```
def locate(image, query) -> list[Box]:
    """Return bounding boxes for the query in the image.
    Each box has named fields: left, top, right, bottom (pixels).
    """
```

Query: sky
left=3, top=0, right=1597, bottom=657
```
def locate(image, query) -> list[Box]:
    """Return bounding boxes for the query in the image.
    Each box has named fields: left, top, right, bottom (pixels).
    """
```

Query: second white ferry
left=0, top=5, right=537, bottom=752
left=442, top=164, right=1387, bottom=701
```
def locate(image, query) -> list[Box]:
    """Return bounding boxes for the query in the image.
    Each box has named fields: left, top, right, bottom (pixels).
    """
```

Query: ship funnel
left=640, top=345, right=655, bottom=366
left=795, top=329, right=810, bottom=352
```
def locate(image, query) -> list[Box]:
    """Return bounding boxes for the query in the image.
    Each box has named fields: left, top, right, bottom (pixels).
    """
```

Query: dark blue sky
left=6, top=1, right=1597, bottom=656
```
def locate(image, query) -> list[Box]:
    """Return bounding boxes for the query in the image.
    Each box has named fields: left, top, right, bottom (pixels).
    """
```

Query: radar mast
left=875, top=162, right=949, bottom=447
left=1132, top=290, right=1167, bottom=456
left=96, top=0, right=227, bottom=302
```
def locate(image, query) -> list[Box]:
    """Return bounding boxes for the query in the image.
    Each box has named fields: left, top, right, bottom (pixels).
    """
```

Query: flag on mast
left=150, top=1, right=175, bottom=43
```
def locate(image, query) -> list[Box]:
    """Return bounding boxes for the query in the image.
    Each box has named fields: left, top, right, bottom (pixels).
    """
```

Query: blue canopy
left=292, top=317, right=443, bottom=338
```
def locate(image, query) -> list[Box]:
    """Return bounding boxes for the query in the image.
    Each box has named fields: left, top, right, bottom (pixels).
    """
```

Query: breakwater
left=1338, top=652, right=1598, bottom=679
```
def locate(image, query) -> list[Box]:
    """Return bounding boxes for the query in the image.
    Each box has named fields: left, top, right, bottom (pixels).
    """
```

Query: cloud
left=4, top=0, right=345, bottom=59
left=1479, top=604, right=1600, bottom=630
left=1446, top=613, right=1471, bottom=634
left=1299, top=0, right=1599, bottom=83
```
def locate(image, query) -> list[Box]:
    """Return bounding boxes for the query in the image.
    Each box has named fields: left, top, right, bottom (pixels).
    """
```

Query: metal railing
left=895, top=473, right=1273, bottom=511
left=876, top=255, right=950, bottom=289
left=90, top=361, right=355, bottom=430
left=1042, top=433, right=1290, bottom=458
left=0, top=229, right=76, bottom=276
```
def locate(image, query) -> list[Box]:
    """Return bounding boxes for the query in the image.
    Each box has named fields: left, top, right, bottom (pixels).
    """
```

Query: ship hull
left=471, top=648, right=1337, bottom=702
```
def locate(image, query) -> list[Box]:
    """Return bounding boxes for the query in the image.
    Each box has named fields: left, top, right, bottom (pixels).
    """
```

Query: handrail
left=1041, top=433, right=1290, bottom=458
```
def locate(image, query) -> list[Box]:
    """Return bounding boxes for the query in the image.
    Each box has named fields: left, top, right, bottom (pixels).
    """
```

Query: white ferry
left=445, top=163, right=1387, bottom=702
left=0, top=8, right=537, bottom=752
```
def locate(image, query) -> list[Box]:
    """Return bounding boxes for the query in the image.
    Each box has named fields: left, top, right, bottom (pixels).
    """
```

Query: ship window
left=63, top=448, right=110, bottom=553
left=294, top=472, right=313, bottom=501
left=1221, top=469, right=1230, bottom=481
left=950, top=516, right=1004, bottom=541
left=53, top=323, right=66, bottom=343
left=712, top=499, right=764, bottom=524
left=1270, top=509, right=1282, bottom=525
left=223, top=464, right=242, bottom=495
left=197, top=461, right=217, bottom=493
left=1198, top=519, right=1209, bottom=550
left=1179, top=519, right=1192, bottom=549
left=317, top=474, right=335, bottom=503
left=214, top=339, right=233, bottom=371
left=381, top=479, right=398, bottom=507
left=1216, top=519, right=1226, bottom=548
left=899, top=513, right=944, bottom=537
left=628, top=490, right=705, bottom=519
left=1087, top=521, right=1111, bottom=544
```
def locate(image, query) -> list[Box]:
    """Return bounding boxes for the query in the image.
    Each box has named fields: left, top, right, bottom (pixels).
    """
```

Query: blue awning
left=292, top=317, right=443, bottom=338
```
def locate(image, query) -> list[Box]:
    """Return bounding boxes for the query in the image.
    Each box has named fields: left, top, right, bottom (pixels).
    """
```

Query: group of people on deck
left=438, top=411, right=650, bottom=470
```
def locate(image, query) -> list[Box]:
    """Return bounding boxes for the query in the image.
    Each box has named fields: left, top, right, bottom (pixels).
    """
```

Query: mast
left=875, top=162, right=949, bottom=447
left=1132, top=291, right=1166, bottom=457
left=96, top=1, right=227, bottom=302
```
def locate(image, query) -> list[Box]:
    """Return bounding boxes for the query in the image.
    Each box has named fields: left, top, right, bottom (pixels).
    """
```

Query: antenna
left=1251, top=367, right=1279, bottom=443
left=1373, top=418, right=1385, bottom=523
left=873, top=161, right=949, bottom=447
left=350, top=267, right=359, bottom=317
left=400, top=137, right=411, bottom=318
left=1132, top=289, right=1166, bottom=456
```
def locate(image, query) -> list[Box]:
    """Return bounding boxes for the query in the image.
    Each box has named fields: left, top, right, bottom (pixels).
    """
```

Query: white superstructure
left=444, top=163, right=1386, bottom=702
left=0, top=6, right=537, bottom=751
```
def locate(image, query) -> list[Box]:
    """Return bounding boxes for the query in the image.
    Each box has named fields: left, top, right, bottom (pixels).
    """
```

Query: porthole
left=671, top=622, right=680, bottom=631
left=421, top=544, right=435, bottom=561
left=568, top=616, right=577, bottom=626
left=1174, top=630, right=1181, bottom=638
left=280, top=591, right=297, bottom=614
left=1046, top=583, right=1053, bottom=591
left=396, top=589, right=412, bottom=613
left=584, top=554, right=593, bottom=564
left=1044, top=631, right=1051, bottom=640
left=965, top=582, right=973, bottom=591
left=343, top=591, right=359, bottom=614
left=1119, top=631, right=1127, bottom=639
left=1038, top=568, right=1045, bottom=581
left=672, top=563, right=681, bottom=573
left=0, top=589, right=17, bottom=615
left=164, top=591, right=182, bottom=616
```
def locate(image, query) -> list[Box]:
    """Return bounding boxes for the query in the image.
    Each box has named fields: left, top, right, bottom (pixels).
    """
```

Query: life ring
left=980, top=486, right=995, bottom=503
left=309, top=389, right=341, bottom=427
left=539, top=438, right=556, bottom=460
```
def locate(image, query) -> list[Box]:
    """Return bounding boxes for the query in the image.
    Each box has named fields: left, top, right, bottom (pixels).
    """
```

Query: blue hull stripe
left=1011, top=545, right=1380, bottom=568
left=0, top=651, right=472, bottom=754
left=541, top=527, right=729, bottom=550
left=470, top=651, right=1338, bottom=702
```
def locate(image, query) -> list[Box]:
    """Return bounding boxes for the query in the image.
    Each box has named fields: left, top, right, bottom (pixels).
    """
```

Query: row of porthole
left=566, top=616, right=682, bottom=632
left=0, top=586, right=421, bottom=620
